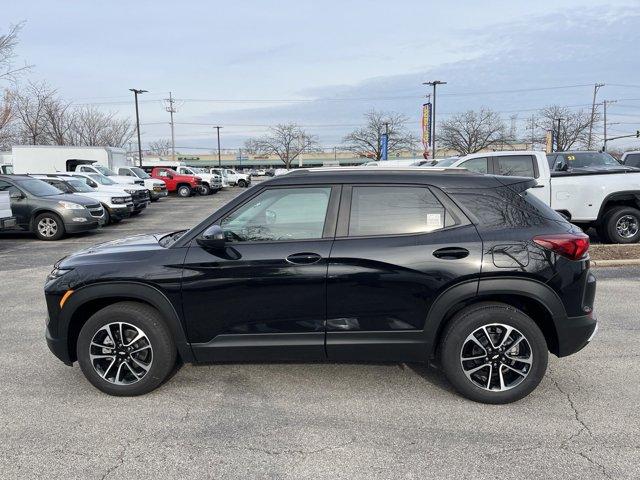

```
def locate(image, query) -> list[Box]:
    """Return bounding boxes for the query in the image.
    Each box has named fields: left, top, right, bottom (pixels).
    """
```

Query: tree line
left=0, top=24, right=134, bottom=150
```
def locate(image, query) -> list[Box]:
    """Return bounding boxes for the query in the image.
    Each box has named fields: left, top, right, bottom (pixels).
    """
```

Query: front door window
left=221, top=187, right=331, bottom=242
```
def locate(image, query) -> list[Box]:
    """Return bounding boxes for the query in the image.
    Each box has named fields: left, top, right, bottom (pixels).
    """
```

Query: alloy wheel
left=37, top=217, right=58, bottom=238
left=460, top=323, right=532, bottom=391
left=615, top=214, right=639, bottom=239
left=89, top=322, right=153, bottom=385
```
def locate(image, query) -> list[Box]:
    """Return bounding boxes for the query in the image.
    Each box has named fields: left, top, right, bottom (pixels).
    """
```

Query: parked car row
left=0, top=165, right=243, bottom=240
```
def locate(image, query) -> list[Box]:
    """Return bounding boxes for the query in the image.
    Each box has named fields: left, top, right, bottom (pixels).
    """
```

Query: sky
left=3, top=0, right=640, bottom=151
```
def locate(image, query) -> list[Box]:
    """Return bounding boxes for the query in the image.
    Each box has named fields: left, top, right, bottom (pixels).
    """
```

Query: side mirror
left=555, top=161, right=568, bottom=172
left=197, top=224, right=226, bottom=250
left=166, top=174, right=174, bottom=179
left=9, top=190, right=24, bottom=200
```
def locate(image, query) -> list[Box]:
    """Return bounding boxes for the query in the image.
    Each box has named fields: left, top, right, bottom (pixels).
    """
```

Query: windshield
left=89, top=174, right=116, bottom=185
left=561, top=152, right=621, bottom=169
left=17, top=178, right=64, bottom=197
left=130, top=167, right=150, bottom=178
left=436, top=158, right=459, bottom=167
left=66, top=178, right=95, bottom=192
left=94, top=165, right=116, bottom=176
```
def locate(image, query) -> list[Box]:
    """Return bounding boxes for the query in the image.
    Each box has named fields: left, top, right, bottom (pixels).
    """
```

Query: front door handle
left=286, top=252, right=322, bottom=265
left=433, top=247, right=469, bottom=260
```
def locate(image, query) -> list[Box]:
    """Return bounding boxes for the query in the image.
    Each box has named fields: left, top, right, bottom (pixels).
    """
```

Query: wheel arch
left=29, top=209, right=64, bottom=231
left=596, top=191, right=640, bottom=223
left=59, top=282, right=194, bottom=363
left=425, top=277, right=563, bottom=358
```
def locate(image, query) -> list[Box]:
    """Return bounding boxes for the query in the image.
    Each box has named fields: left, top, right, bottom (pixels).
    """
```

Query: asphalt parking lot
left=0, top=185, right=639, bottom=479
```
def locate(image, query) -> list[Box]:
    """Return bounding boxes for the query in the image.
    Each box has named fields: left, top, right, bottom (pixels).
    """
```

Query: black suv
left=45, top=169, right=597, bottom=403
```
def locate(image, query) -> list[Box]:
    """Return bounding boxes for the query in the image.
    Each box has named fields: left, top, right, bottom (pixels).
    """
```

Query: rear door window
left=495, top=155, right=537, bottom=178
left=458, top=157, right=488, bottom=174
left=348, top=186, right=456, bottom=236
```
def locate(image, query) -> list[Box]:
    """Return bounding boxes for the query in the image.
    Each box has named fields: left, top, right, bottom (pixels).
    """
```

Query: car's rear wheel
left=177, top=185, right=192, bottom=197
left=34, top=212, right=65, bottom=241
left=77, top=302, right=177, bottom=396
left=603, top=206, right=640, bottom=244
left=440, top=302, right=548, bottom=404
left=199, top=184, right=210, bottom=195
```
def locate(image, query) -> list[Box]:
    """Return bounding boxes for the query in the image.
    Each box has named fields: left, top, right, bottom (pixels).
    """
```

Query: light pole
left=214, top=126, right=223, bottom=167
left=129, top=88, right=147, bottom=166
left=422, top=80, right=447, bottom=157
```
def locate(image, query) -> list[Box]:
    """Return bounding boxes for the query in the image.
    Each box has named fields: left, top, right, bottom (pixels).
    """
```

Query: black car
left=0, top=175, right=103, bottom=240
left=44, top=169, right=597, bottom=403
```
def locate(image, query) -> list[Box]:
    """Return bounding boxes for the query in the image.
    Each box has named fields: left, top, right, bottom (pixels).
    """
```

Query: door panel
left=326, top=225, right=482, bottom=361
left=182, top=240, right=332, bottom=361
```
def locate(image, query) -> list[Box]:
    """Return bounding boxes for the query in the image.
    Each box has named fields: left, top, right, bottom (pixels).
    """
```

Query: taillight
left=533, top=233, right=590, bottom=261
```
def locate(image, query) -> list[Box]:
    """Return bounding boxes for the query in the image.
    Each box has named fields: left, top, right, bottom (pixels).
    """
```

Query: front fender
left=56, top=281, right=194, bottom=363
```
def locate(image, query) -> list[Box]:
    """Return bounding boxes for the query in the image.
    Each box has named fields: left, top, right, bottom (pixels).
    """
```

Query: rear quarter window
left=624, top=153, right=640, bottom=168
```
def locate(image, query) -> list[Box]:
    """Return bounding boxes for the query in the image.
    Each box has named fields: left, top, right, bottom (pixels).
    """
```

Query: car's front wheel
left=177, top=185, right=192, bottom=197
left=237, top=179, right=247, bottom=188
left=440, top=302, right=548, bottom=404
left=34, top=212, right=65, bottom=241
left=77, top=302, right=177, bottom=396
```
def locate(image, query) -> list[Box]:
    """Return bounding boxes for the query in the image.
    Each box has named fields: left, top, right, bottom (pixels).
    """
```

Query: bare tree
left=0, top=23, right=31, bottom=83
left=67, top=106, right=134, bottom=148
left=438, top=108, right=509, bottom=155
left=343, top=110, right=419, bottom=160
left=537, top=105, right=595, bottom=151
left=11, top=81, right=56, bottom=145
left=0, top=90, right=17, bottom=149
left=147, top=138, right=172, bottom=156
left=245, top=123, right=318, bottom=169
left=43, top=97, right=72, bottom=145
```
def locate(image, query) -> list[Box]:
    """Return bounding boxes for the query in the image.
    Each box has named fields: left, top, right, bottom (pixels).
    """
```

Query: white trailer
left=9, top=145, right=131, bottom=174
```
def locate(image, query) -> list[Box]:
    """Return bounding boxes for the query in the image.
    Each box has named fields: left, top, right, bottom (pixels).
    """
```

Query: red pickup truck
left=142, top=167, right=202, bottom=197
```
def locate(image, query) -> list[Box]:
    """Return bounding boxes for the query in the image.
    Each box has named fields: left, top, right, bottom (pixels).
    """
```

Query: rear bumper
left=556, top=313, right=598, bottom=357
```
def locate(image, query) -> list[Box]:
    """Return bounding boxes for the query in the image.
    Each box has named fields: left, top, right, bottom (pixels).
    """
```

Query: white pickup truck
left=74, top=163, right=167, bottom=201
left=173, top=166, right=222, bottom=195
left=440, top=150, right=640, bottom=243
left=209, top=168, right=251, bottom=188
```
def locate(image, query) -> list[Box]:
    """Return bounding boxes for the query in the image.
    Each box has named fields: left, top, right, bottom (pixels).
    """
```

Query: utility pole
left=381, top=122, right=389, bottom=160
left=528, top=115, right=536, bottom=149
left=554, top=117, right=563, bottom=152
left=603, top=100, right=617, bottom=152
left=214, top=126, right=223, bottom=167
left=422, top=80, right=447, bottom=157
left=129, top=88, right=147, bottom=167
left=164, top=91, right=177, bottom=161
left=587, top=83, right=605, bottom=150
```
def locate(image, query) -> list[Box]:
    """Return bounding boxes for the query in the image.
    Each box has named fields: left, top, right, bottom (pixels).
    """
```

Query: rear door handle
left=286, top=252, right=322, bottom=265
left=433, top=247, right=469, bottom=260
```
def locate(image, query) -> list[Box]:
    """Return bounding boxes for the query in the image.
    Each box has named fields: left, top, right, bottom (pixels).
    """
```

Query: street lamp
left=129, top=88, right=147, bottom=167
left=422, top=80, right=447, bottom=157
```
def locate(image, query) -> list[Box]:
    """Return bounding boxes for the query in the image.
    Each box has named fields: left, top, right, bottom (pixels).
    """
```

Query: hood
left=107, top=175, right=137, bottom=184
left=42, top=192, right=102, bottom=206
left=58, top=232, right=169, bottom=268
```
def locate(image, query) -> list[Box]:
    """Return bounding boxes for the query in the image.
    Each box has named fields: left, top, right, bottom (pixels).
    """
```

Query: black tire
left=440, top=302, right=548, bottom=404
left=76, top=302, right=177, bottom=396
left=603, top=206, right=640, bottom=244
left=130, top=210, right=142, bottom=217
left=33, top=212, right=65, bottom=241
left=177, top=185, right=191, bottom=198
left=101, top=205, right=111, bottom=225
left=199, top=184, right=211, bottom=196
left=237, top=179, right=247, bottom=188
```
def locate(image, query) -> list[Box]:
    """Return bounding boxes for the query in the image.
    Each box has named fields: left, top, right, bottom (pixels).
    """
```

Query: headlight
left=111, top=197, right=127, bottom=204
left=46, top=267, right=72, bottom=282
left=58, top=201, right=85, bottom=210
left=124, top=189, right=135, bottom=194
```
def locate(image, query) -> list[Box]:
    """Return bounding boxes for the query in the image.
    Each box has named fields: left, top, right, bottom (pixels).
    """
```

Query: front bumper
left=62, top=211, right=100, bottom=233
left=108, top=205, right=133, bottom=220
left=46, top=325, right=72, bottom=365
left=150, top=187, right=168, bottom=200
left=556, top=313, right=598, bottom=357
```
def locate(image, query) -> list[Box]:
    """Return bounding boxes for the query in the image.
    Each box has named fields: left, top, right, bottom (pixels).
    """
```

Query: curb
left=591, top=259, right=640, bottom=268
